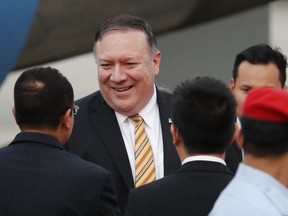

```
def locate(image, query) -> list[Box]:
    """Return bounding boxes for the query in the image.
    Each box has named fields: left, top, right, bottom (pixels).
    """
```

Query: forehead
left=236, top=61, right=282, bottom=88
left=96, top=29, right=148, bottom=47
left=95, top=30, right=150, bottom=60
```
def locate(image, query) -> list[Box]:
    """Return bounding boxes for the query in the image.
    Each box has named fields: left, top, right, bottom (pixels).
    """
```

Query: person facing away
left=210, top=87, right=288, bottom=216
left=64, top=14, right=180, bottom=213
left=0, top=67, right=120, bottom=216
left=225, top=43, right=287, bottom=173
left=125, top=76, right=236, bottom=216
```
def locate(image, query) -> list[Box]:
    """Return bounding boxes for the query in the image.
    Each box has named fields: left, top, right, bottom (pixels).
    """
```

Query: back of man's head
left=232, top=43, right=287, bottom=87
left=171, top=76, right=236, bottom=154
left=241, top=87, right=288, bottom=157
left=14, top=67, right=73, bottom=130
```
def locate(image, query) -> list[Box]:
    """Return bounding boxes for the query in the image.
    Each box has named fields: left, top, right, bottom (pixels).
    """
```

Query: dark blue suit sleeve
left=125, top=189, right=135, bottom=216
left=98, top=171, right=121, bottom=216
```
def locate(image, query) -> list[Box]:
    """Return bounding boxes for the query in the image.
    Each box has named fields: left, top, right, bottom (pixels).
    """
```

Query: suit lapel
left=89, top=96, right=134, bottom=190
left=86, top=89, right=180, bottom=190
left=157, top=89, right=180, bottom=175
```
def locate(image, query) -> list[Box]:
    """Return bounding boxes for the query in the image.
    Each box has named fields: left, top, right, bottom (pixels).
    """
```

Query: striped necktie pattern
left=130, top=114, right=156, bottom=187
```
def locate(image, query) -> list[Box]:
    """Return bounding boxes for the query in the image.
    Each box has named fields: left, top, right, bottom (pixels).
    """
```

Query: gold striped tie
left=130, top=114, right=156, bottom=187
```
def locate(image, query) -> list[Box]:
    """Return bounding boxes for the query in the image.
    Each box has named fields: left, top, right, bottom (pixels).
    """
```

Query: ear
left=12, top=107, right=18, bottom=125
left=230, top=78, right=235, bottom=92
left=229, top=122, right=238, bottom=144
left=170, top=124, right=180, bottom=147
left=153, top=51, right=161, bottom=75
left=235, top=129, right=244, bottom=149
left=61, top=109, right=73, bottom=131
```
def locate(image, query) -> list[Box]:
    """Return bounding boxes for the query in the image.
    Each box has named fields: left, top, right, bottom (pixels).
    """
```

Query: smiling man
left=65, top=15, right=180, bottom=213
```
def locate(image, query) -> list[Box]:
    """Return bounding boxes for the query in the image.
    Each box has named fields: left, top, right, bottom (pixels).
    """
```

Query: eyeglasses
left=72, top=104, right=79, bottom=116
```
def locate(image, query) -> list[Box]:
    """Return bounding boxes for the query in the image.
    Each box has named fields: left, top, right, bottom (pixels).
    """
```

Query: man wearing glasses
left=0, top=67, right=120, bottom=216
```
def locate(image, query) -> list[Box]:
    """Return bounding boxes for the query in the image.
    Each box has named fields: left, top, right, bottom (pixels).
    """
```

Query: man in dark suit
left=126, top=77, right=236, bottom=216
left=225, top=43, right=287, bottom=173
left=65, top=14, right=180, bottom=213
left=0, top=67, right=120, bottom=216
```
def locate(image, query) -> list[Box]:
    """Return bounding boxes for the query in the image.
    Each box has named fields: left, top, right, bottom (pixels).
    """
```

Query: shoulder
left=156, top=86, right=172, bottom=98
left=62, top=150, right=110, bottom=177
left=74, top=90, right=112, bottom=116
left=126, top=175, right=179, bottom=215
left=130, top=174, right=176, bottom=197
left=156, top=86, right=172, bottom=109
left=127, top=179, right=166, bottom=210
left=211, top=176, right=279, bottom=215
left=75, top=90, right=102, bottom=106
left=210, top=195, right=275, bottom=216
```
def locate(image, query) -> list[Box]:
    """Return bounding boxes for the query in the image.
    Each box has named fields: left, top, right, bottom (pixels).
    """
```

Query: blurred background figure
left=225, top=43, right=287, bottom=173
left=210, top=88, right=288, bottom=216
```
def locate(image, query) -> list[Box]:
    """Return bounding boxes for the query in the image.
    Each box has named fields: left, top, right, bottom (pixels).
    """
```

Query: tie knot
left=129, top=114, right=143, bottom=123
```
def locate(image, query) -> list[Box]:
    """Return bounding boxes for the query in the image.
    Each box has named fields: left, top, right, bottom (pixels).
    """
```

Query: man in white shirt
left=210, top=87, right=288, bottom=216
left=65, top=15, right=180, bottom=213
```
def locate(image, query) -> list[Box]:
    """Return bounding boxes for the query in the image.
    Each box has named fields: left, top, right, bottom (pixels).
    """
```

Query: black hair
left=94, top=14, right=158, bottom=55
left=241, top=116, right=288, bottom=157
left=172, top=76, right=236, bottom=154
left=232, top=43, right=287, bottom=87
left=14, top=67, right=73, bottom=130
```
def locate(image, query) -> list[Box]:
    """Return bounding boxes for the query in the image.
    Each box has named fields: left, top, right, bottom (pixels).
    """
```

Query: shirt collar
left=182, top=155, right=226, bottom=166
left=115, top=85, right=157, bottom=128
left=236, top=116, right=242, bottom=129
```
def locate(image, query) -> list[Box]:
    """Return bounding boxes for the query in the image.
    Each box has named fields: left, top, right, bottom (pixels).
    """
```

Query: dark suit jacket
left=0, top=132, right=120, bottom=216
left=225, top=141, right=243, bottom=173
left=65, top=89, right=180, bottom=213
left=126, top=161, right=234, bottom=216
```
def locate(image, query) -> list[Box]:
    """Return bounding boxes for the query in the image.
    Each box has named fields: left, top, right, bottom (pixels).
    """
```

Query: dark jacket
left=65, top=89, right=180, bottom=213
left=0, top=132, right=120, bottom=216
left=126, top=161, right=234, bottom=216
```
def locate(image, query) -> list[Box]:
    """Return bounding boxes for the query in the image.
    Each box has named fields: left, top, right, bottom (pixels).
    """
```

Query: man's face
left=230, top=61, right=282, bottom=116
left=95, top=29, right=161, bottom=116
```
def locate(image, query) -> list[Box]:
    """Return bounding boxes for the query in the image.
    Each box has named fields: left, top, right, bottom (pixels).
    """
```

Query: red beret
left=243, top=88, right=288, bottom=122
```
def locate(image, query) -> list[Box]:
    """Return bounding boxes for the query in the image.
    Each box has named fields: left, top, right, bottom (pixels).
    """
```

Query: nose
left=110, top=64, right=127, bottom=82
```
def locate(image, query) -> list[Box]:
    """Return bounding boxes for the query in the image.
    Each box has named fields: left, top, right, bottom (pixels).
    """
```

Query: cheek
left=239, top=93, right=247, bottom=106
left=98, top=71, right=110, bottom=84
left=234, top=92, right=247, bottom=115
left=236, top=94, right=244, bottom=106
left=234, top=89, right=245, bottom=105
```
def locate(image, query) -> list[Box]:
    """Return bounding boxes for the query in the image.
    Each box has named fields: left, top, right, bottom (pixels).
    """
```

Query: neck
left=21, top=128, right=64, bottom=144
left=244, top=154, right=288, bottom=187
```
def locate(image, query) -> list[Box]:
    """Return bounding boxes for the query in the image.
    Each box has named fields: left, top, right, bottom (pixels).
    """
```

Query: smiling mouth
left=113, top=86, right=133, bottom=92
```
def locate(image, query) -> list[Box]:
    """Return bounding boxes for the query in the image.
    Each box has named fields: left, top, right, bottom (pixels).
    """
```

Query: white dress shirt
left=236, top=116, right=245, bottom=159
left=115, top=85, right=164, bottom=183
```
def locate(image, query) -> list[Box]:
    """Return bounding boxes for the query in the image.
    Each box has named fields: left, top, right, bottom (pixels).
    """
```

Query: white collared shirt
left=115, top=85, right=164, bottom=182
left=182, top=155, right=226, bottom=166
